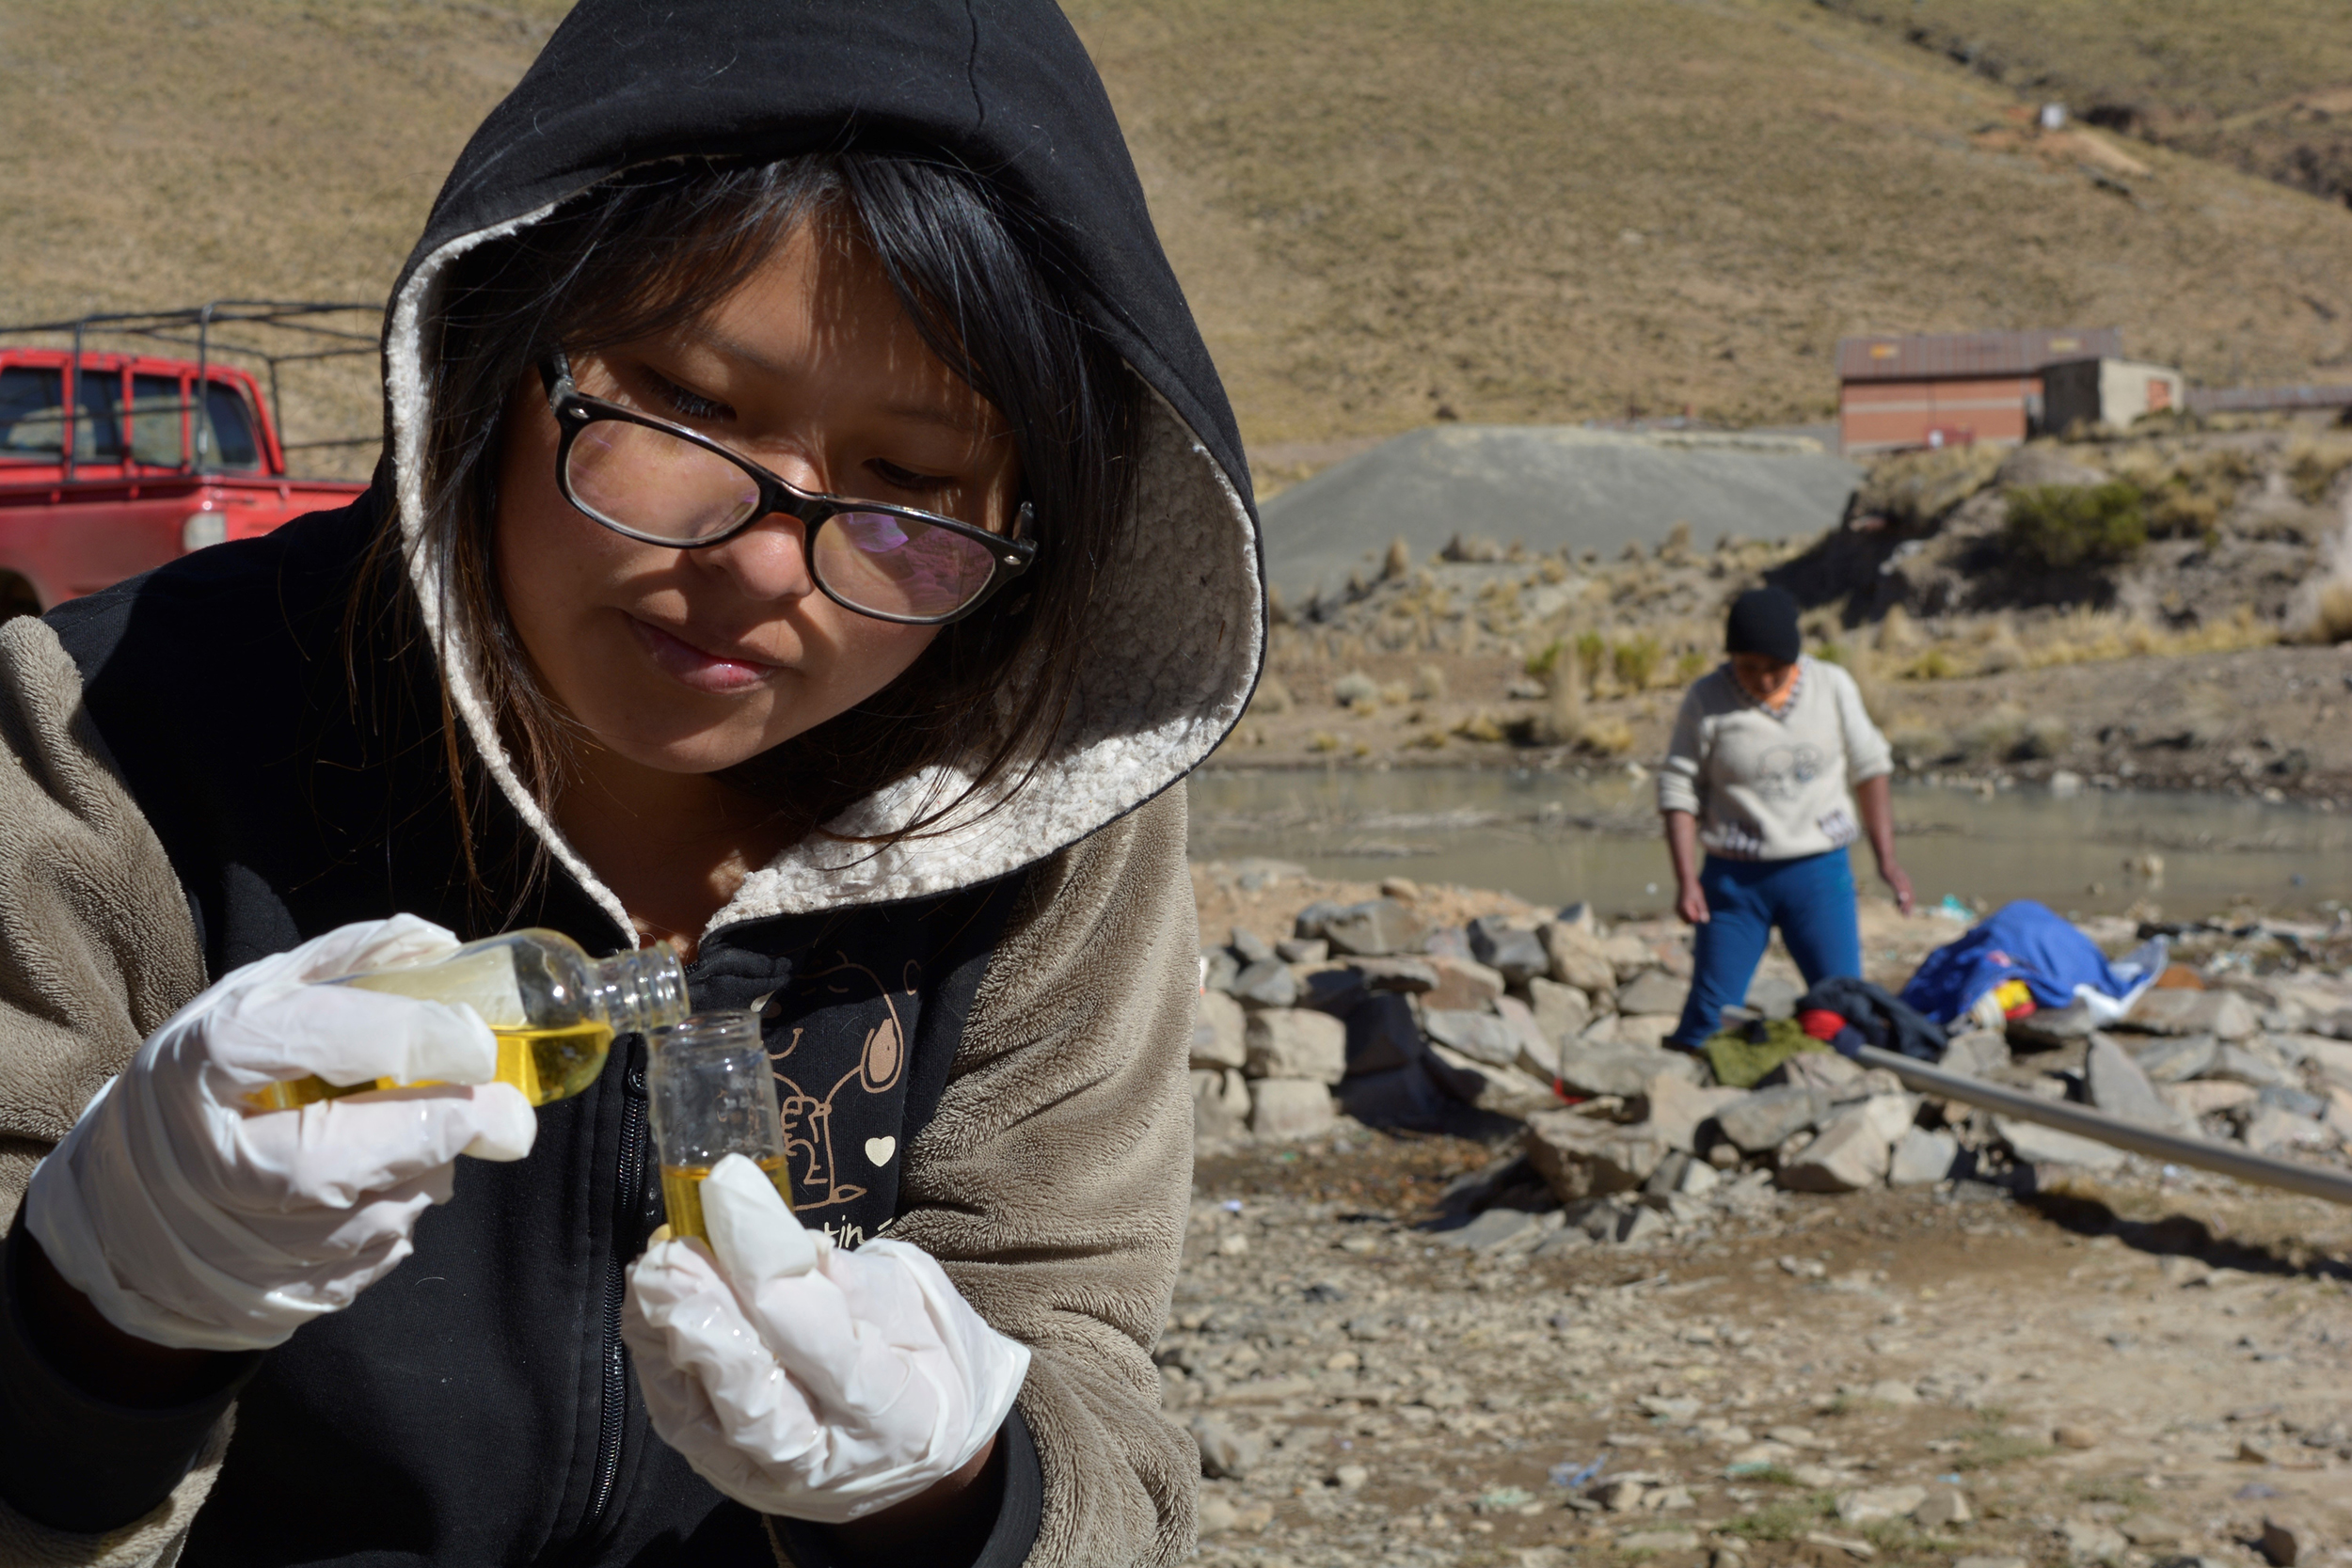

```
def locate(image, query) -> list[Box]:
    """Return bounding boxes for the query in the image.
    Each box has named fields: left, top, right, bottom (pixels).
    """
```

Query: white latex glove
left=23, top=915, right=534, bottom=1353
left=623, top=1154, right=1029, bottom=1524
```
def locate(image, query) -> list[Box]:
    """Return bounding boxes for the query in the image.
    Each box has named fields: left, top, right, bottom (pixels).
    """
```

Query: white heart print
left=864, top=1136, right=897, bottom=1167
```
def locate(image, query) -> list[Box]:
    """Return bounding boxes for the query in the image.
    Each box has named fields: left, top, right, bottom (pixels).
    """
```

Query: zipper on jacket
left=586, top=1053, right=649, bottom=1529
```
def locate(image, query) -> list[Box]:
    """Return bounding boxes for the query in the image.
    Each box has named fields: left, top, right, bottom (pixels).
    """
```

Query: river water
left=1188, top=768, right=2352, bottom=922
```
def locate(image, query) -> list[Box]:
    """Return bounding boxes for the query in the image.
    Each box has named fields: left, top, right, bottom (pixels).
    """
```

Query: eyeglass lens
left=564, top=418, right=1004, bottom=620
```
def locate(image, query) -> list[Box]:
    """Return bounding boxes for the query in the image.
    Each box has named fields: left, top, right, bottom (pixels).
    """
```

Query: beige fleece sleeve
left=0, top=617, right=210, bottom=1219
left=885, top=783, right=1200, bottom=1568
left=0, top=616, right=222, bottom=1567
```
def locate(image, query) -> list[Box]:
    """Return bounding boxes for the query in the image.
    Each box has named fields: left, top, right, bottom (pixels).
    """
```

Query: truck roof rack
left=0, top=301, right=380, bottom=478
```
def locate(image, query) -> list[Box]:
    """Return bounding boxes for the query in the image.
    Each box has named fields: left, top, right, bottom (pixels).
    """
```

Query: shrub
left=2002, top=483, right=2147, bottom=570
left=1612, top=634, right=1663, bottom=690
left=2287, top=438, right=2352, bottom=505
left=1332, top=670, right=1379, bottom=708
left=1524, top=639, right=1565, bottom=680
left=1574, top=629, right=1608, bottom=689
left=1673, top=648, right=1708, bottom=683
left=1854, top=444, right=2004, bottom=531
left=1410, top=663, right=1448, bottom=700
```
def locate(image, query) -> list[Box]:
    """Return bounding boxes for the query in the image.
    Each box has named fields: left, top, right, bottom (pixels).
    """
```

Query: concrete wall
left=2043, top=357, right=2185, bottom=433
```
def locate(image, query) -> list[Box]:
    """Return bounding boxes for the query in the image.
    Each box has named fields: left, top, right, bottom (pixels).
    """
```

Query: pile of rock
left=1974, top=979, right=2352, bottom=1169
left=1192, top=893, right=1719, bottom=1145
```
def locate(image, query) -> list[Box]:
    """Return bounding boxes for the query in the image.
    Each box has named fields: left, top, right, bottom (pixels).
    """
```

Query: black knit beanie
left=1724, top=587, right=1801, bottom=662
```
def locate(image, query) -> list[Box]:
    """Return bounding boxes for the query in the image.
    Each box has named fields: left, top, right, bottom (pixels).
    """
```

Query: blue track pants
left=1669, top=849, right=1863, bottom=1049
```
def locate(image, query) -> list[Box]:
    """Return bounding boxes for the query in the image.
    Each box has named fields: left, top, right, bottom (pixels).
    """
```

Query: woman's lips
left=628, top=617, right=779, bottom=694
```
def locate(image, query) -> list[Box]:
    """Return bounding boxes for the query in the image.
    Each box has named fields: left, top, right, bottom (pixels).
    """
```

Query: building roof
left=1836, top=328, right=2123, bottom=383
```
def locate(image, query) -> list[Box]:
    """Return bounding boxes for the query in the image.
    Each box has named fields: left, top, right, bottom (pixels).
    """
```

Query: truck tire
left=0, top=574, right=41, bottom=621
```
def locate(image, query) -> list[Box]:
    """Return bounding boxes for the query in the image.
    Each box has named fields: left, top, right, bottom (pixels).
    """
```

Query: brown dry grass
left=1074, top=0, right=2352, bottom=445
left=1817, top=0, right=2352, bottom=207
left=7, top=1, right=2352, bottom=461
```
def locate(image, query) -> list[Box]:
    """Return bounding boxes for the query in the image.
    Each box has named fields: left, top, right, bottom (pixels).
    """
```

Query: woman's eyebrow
left=686, top=327, right=986, bottom=437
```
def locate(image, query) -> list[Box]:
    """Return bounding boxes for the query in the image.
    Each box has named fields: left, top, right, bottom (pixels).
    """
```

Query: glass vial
left=244, top=928, right=691, bottom=1112
left=646, top=1011, right=792, bottom=1243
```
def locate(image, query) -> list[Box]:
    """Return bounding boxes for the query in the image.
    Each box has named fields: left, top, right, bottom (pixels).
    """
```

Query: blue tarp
left=1899, top=900, right=2153, bottom=1027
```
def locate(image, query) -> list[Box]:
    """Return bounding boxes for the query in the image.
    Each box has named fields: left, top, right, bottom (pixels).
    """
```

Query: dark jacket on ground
left=0, top=1, right=1264, bottom=1562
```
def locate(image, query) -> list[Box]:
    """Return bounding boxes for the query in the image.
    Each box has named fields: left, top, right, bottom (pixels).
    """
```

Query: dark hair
left=395, top=151, right=1139, bottom=874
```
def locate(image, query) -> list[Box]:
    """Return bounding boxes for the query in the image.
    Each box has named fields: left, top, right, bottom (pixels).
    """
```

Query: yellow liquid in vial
left=660, top=1156, right=795, bottom=1243
left=242, top=1022, right=616, bottom=1112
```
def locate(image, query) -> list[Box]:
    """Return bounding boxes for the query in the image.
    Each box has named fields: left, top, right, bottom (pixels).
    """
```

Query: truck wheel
left=0, top=575, right=41, bottom=621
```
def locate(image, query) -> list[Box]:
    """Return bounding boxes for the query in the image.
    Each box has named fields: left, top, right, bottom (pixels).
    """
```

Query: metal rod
left=1852, top=1045, right=2352, bottom=1207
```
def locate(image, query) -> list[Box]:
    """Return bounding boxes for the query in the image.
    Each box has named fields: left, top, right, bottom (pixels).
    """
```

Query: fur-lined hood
left=383, top=0, right=1261, bottom=935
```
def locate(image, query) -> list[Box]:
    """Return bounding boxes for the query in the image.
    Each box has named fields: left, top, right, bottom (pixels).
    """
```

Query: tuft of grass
left=2002, top=483, right=2149, bottom=571
left=2068, top=1474, right=2154, bottom=1512
left=1612, top=634, right=1664, bottom=691
left=1951, top=1423, right=2056, bottom=1471
left=1723, top=1492, right=1838, bottom=1542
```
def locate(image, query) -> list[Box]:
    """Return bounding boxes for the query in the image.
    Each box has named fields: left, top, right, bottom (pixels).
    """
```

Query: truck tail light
left=181, top=512, right=229, bottom=553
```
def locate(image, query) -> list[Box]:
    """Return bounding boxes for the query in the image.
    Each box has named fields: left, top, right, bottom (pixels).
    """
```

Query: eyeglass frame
left=536, top=352, right=1036, bottom=626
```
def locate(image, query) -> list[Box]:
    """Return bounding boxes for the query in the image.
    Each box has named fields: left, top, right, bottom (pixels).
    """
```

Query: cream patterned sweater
left=1655, top=657, right=1893, bottom=861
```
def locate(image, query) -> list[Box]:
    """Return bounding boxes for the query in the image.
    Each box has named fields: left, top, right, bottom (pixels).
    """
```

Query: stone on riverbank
left=1246, top=1009, right=1347, bottom=1084
left=1249, top=1078, right=1337, bottom=1139
left=1524, top=1108, right=1671, bottom=1197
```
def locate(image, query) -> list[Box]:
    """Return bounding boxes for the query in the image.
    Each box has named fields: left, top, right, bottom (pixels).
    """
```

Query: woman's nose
left=702, top=512, right=818, bottom=601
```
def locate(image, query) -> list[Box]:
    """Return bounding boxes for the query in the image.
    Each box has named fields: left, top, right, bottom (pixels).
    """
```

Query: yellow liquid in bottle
left=659, top=1156, right=795, bottom=1243
left=243, top=1022, right=616, bottom=1112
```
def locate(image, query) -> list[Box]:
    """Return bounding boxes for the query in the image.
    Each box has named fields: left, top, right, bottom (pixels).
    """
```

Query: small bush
left=1723, top=1493, right=1838, bottom=1542
left=1525, top=639, right=1565, bottom=680
left=1854, top=444, right=2004, bottom=530
left=1673, top=648, right=1708, bottom=683
left=1332, top=670, right=1379, bottom=708
left=2002, top=483, right=2147, bottom=570
left=1574, top=629, right=1608, bottom=689
left=1576, top=715, right=1635, bottom=755
left=1410, top=663, right=1448, bottom=700
left=1902, top=646, right=1962, bottom=680
left=1612, top=634, right=1663, bottom=690
left=2315, top=583, right=2352, bottom=644
left=2286, top=438, right=2352, bottom=505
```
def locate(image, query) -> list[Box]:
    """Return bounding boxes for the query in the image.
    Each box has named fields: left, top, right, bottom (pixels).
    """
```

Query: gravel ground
left=1169, top=1135, right=2352, bottom=1568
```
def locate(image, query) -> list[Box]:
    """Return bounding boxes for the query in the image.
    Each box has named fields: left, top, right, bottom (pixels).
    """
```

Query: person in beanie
left=1656, top=587, right=1913, bottom=1049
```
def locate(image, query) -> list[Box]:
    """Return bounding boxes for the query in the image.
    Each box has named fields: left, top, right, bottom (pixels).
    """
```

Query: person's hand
left=623, top=1154, right=1029, bottom=1525
left=1880, top=860, right=1915, bottom=917
left=1676, top=880, right=1710, bottom=926
left=22, top=916, right=534, bottom=1353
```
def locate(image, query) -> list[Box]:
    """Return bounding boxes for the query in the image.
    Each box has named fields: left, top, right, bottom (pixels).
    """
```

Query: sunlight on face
left=494, top=213, right=1023, bottom=779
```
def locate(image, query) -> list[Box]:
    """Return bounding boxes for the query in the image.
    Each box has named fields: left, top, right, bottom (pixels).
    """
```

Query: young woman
left=1659, top=588, right=1912, bottom=1049
left=0, top=3, right=1261, bottom=1565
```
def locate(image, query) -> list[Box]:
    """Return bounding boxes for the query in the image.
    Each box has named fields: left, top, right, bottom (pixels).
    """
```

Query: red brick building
left=1836, top=328, right=2122, bottom=455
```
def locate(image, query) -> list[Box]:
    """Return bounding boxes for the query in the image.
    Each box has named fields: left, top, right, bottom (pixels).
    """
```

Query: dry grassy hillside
left=1075, top=0, right=2352, bottom=445
left=4, top=0, right=2349, bottom=458
left=1818, top=0, right=2352, bottom=210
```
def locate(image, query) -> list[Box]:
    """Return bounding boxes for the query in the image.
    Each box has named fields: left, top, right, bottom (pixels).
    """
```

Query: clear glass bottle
left=243, top=928, right=690, bottom=1112
left=646, top=1011, right=792, bottom=1242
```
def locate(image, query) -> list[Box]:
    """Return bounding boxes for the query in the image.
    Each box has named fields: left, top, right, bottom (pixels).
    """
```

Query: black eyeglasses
left=538, top=354, right=1034, bottom=626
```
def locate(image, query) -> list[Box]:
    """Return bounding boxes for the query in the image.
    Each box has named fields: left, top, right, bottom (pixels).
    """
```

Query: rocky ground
left=1173, top=867, right=2352, bottom=1567
left=1172, top=1139, right=2352, bottom=1568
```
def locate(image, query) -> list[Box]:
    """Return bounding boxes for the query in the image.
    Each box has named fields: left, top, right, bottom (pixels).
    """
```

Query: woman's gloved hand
left=623, top=1155, right=1029, bottom=1525
left=22, top=915, right=534, bottom=1354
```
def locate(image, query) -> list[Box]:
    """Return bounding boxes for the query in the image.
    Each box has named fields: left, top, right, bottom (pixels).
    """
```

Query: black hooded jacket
left=0, top=2, right=1264, bottom=1564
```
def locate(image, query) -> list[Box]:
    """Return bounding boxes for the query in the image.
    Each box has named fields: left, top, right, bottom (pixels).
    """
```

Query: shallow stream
left=1187, top=767, right=2352, bottom=922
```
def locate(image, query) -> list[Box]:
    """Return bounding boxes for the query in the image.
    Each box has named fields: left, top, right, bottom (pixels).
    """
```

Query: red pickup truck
left=0, top=303, right=378, bottom=616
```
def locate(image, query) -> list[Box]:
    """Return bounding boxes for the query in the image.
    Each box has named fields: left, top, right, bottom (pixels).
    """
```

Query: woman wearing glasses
left=0, top=3, right=1257, bottom=1565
